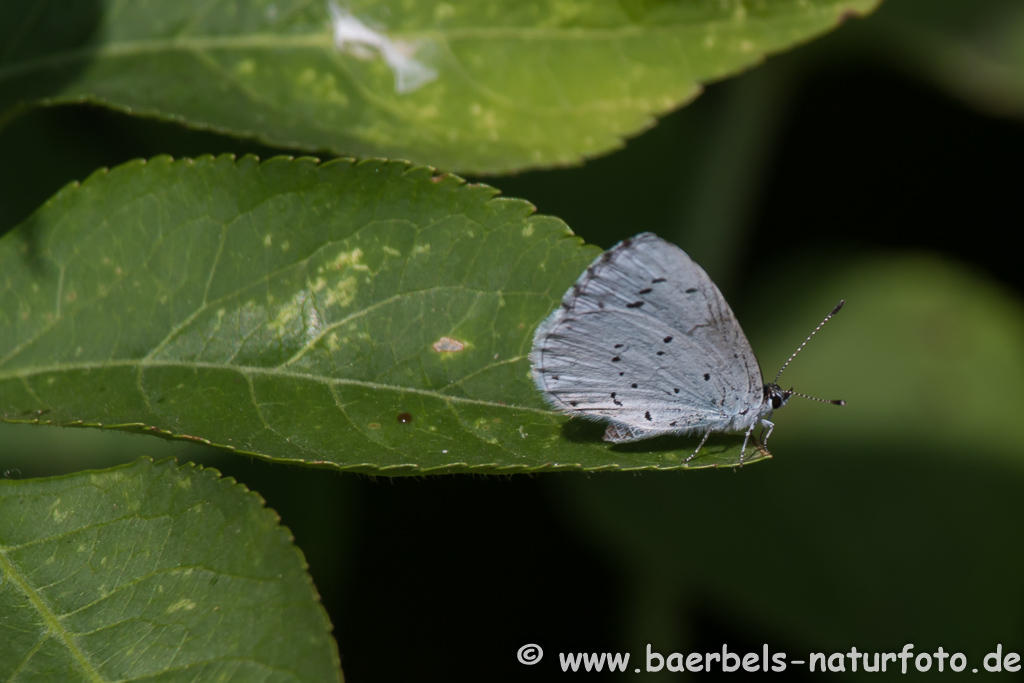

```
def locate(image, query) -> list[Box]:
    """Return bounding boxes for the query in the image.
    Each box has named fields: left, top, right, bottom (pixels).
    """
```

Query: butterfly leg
left=739, top=422, right=757, bottom=463
left=759, top=419, right=775, bottom=449
left=684, top=431, right=712, bottom=463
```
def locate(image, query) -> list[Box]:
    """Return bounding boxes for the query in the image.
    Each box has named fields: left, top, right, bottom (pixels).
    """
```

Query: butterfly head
left=764, top=383, right=791, bottom=411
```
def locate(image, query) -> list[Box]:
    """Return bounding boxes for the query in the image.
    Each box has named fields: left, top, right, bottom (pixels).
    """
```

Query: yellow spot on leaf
left=331, top=247, right=369, bottom=271
left=167, top=598, right=197, bottom=613
left=325, top=276, right=358, bottom=308
left=269, top=298, right=301, bottom=331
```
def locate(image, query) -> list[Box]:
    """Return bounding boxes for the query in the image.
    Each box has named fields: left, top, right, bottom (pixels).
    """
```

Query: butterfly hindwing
left=530, top=233, right=764, bottom=438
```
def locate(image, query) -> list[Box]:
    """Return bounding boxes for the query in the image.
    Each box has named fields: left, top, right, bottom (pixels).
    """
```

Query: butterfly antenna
left=787, top=389, right=846, bottom=407
left=773, top=300, right=845, bottom=402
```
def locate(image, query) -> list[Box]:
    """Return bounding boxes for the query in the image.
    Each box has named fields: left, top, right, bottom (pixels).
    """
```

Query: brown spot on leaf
left=838, top=8, right=861, bottom=24
left=397, top=412, right=413, bottom=424
left=432, top=336, right=466, bottom=352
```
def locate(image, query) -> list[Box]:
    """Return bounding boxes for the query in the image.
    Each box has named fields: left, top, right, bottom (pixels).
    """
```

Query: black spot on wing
left=626, top=301, right=644, bottom=308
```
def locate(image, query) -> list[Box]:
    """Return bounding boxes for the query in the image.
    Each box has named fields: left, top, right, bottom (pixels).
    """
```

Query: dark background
left=3, top=0, right=1023, bottom=680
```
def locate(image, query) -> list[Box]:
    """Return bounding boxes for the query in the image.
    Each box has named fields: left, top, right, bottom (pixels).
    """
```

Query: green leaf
left=0, top=155, right=769, bottom=473
left=0, top=457, right=340, bottom=682
left=557, top=254, right=1024, bottom=661
left=863, top=0, right=1024, bottom=118
left=749, top=253, right=1024, bottom=459
left=0, top=0, right=881, bottom=174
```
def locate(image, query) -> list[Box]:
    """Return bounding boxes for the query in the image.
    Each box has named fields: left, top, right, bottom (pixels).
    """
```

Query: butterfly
left=530, top=233, right=843, bottom=462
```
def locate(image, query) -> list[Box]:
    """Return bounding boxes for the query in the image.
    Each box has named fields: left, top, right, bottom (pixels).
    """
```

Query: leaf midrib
left=0, top=545, right=104, bottom=681
left=0, top=357, right=550, bottom=415
left=0, top=6, right=847, bottom=82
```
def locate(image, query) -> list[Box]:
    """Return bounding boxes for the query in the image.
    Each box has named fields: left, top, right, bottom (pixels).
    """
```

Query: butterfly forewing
left=531, top=233, right=764, bottom=437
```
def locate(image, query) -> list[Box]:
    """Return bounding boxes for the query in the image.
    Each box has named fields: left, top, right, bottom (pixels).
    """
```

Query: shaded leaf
left=559, top=253, right=1024, bottom=665
left=750, top=253, right=1024, bottom=459
left=0, top=0, right=880, bottom=173
left=0, top=457, right=340, bottom=682
left=866, top=0, right=1024, bottom=118
left=0, top=155, right=771, bottom=472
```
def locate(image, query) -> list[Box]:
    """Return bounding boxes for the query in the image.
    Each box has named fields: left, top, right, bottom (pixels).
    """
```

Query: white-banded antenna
left=775, top=300, right=846, bottom=406
left=788, top=389, right=846, bottom=407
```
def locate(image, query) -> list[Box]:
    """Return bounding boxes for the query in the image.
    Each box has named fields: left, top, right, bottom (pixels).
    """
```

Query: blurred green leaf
left=0, top=457, right=340, bottom=682
left=0, top=155, right=768, bottom=473
left=746, top=252, right=1024, bottom=460
left=859, top=0, right=1024, bottom=117
left=559, top=253, right=1024, bottom=669
left=0, top=0, right=880, bottom=174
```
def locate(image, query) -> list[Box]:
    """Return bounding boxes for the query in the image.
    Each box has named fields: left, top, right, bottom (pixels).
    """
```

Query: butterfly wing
left=530, top=233, right=765, bottom=442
